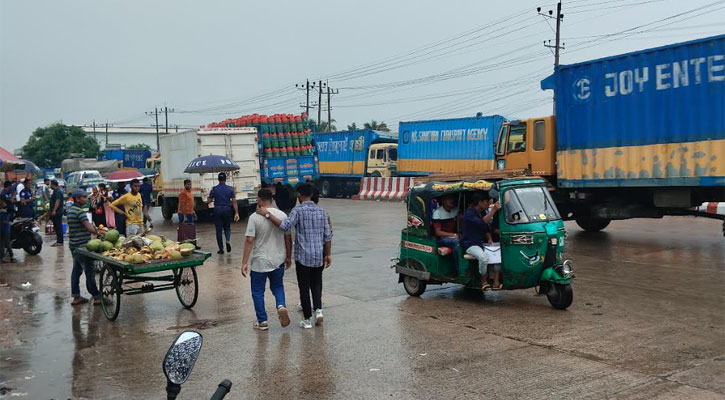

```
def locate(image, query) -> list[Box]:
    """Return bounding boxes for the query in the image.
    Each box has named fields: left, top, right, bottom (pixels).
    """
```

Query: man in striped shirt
left=67, top=189, right=101, bottom=306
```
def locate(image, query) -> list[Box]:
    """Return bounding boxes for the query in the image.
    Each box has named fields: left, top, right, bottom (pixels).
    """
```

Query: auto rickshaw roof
left=407, top=176, right=547, bottom=201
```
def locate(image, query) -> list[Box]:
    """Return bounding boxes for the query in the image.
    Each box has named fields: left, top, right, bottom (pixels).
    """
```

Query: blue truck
left=493, top=34, right=725, bottom=231
left=314, top=130, right=398, bottom=197
left=101, top=149, right=152, bottom=169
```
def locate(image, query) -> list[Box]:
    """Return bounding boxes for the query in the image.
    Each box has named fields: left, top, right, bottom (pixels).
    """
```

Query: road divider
left=353, top=177, right=414, bottom=201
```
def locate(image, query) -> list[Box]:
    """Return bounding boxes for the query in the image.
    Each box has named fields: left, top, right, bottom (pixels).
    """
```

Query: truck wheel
left=320, top=180, right=332, bottom=198
left=161, top=197, right=174, bottom=221
left=402, top=275, right=427, bottom=297
left=575, top=217, right=610, bottom=232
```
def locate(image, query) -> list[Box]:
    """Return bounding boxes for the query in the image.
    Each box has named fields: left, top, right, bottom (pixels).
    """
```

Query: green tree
left=22, top=124, right=100, bottom=168
left=126, top=143, right=151, bottom=150
left=312, top=118, right=337, bottom=133
left=346, top=122, right=359, bottom=130
left=363, top=120, right=390, bottom=132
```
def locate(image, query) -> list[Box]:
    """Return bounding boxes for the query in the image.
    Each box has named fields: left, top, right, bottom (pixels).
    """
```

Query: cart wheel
left=546, top=283, right=573, bottom=310
left=100, top=264, right=121, bottom=321
left=175, top=267, right=199, bottom=309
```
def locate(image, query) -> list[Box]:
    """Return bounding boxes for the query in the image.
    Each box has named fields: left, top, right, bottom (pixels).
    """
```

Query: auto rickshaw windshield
left=503, top=186, right=560, bottom=224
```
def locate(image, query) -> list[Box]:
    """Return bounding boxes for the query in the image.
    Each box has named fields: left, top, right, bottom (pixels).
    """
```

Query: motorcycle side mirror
left=163, top=330, right=203, bottom=385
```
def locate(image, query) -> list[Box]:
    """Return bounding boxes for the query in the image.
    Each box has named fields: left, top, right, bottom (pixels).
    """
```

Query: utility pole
left=146, top=107, right=161, bottom=151
left=539, top=1, right=564, bottom=111
left=317, top=80, right=325, bottom=127
left=105, top=121, right=109, bottom=147
left=92, top=120, right=96, bottom=140
left=295, top=80, right=312, bottom=116
left=326, top=82, right=339, bottom=132
left=163, top=106, right=175, bottom=134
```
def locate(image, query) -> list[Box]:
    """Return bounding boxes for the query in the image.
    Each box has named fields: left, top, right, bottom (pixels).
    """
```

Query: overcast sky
left=1, top=0, right=723, bottom=152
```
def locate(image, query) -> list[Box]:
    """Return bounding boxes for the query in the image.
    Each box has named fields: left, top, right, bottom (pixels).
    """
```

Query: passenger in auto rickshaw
left=462, top=192, right=502, bottom=290
left=431, top=194, right=460, bottom=274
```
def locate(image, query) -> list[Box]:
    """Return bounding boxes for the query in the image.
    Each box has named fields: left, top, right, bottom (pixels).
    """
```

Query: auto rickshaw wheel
left=546, top=283, right=573, bottom=310
left=402, top=275, right=427, bottom=297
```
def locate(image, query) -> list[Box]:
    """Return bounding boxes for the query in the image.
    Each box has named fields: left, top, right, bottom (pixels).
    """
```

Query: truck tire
left=320, top=180, right=332, bottom=198
left=575, top=217, right=611, bottom=232
left=161, top=196, right=175, bottom=221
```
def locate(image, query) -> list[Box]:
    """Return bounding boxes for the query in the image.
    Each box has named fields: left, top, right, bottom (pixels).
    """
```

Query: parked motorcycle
left=11, top=218, right=43, bottom=255
left=163, top=330, right=232, bottom=400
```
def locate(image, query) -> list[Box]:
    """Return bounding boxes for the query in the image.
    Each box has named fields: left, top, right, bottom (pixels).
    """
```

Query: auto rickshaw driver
left=431, top=194, right=460, bottom=274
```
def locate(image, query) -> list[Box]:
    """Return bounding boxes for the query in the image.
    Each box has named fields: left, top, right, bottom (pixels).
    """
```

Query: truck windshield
left=84, top=172, right=101, bottom=180
left=503, top=186, right=560, bottom=224
left=388, top=147, right=397, bottom=161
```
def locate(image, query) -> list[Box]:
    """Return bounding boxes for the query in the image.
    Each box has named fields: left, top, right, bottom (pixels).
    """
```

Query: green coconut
left=146, top=234, right=162, bottom=243
left=169, top=250, right=182, bottom=260
left=163, top=240, right=175, bottom=248
left=104, top=229, right=120, bottom=243
left=179, top=243, right=196, bottom=251
left=100, top=241, right=114, bottom=252
left=131, top=254, right=144, bottom=264
left=150, top=242, right=165, bottom=253
left=86, top=239, right=102, bottom=252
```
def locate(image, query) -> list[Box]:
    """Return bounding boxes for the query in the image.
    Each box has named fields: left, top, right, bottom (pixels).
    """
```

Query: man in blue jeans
left=241, top=188, right=292, bottom=330
left=67, top=189, right=101, bottom=305
left=432, top=194, right=460, bottom=275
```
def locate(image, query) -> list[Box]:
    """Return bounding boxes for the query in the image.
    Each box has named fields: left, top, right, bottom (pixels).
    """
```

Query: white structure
left=81, top=125, right=194, bottom=151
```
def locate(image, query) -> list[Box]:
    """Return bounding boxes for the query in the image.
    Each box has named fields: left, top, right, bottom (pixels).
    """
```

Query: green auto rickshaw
left=394, top=177, right=574, bottom=309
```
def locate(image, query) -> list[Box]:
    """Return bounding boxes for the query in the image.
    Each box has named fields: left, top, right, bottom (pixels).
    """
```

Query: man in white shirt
left=241, top=188, right=292, bottom=330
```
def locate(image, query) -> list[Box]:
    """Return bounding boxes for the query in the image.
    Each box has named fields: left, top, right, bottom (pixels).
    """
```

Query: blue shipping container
left=541, top=34, right=725, bottom=188
left=314, top=130, right=396, bottom=178
left=398, top=115, right=505, bottom=175
left=101, top=149, right=151, bottom=169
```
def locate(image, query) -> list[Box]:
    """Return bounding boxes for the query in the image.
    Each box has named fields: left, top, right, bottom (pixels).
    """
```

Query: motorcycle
left=11, top=218, right=43, bottom=255
left=163, top=330, right=232, bottom=400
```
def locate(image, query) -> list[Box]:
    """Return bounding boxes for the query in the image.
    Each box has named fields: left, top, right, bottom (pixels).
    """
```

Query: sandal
left=492, top=283, right=503, bottom=291
left=51, top=243, right=63, bottom=247
left=482, top=284, right=492, bottom=291
left=71, top=297, right=89, bottom=306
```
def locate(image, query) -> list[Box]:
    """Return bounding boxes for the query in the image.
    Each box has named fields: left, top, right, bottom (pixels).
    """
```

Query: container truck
left=203, top=112, right=319, bottom=210
left=158, top=127, right=261, bottom=221
left=398, top=115, right=506, bottom=176
left=494, top=34, right=724, bottom=231
left=314, top=129, right=397, bottom=197
left=101, top=149, right=152, bottom=169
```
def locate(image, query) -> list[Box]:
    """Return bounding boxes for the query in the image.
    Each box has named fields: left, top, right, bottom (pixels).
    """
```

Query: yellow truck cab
left=494, top=116, right=557, bottom=178
left=366, top=142, right=398, bottom=177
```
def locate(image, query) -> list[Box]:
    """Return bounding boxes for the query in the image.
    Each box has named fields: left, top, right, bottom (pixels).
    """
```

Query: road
left=0, top=199, right=723, bottom=399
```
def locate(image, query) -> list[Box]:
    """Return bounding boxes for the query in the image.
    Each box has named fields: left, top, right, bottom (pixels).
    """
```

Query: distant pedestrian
left=89, top=186, right=106, bottom=227
left=111, top=183, right=127, bottom=235
left=241, top=188, right=292, bottom=330
left=177, top=179, right=197, bottom=244
left=139, top=177, right=153, bottom=224
left=17, top=178, right=34, bottom=219
left=258, top=183, right=332, bottom=329
left=207, top=172, right=240, bottom=254
left=109, top=179, right=146, bottom=236
left=0, top=182, right=17, bottom=263
left=49, top=180, right=65, bottom=247
left=67, top=189, right=101, bottom=305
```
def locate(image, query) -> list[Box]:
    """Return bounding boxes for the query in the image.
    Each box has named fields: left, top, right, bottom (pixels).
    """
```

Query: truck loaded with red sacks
left=158, top=112, right=318, bottom=219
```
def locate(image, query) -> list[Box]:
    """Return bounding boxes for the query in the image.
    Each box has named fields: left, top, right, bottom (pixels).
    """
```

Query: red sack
left=177, top=223, right=196, bottom=244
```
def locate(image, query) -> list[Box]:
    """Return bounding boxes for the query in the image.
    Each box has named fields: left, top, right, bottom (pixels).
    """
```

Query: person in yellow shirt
left=109, top=179, right=150, bottom=236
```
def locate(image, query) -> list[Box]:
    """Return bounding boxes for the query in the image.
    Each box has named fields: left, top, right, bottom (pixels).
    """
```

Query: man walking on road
left=67, top=189, right=101, bottom=305
left=258, top=183, right=332, bottom=329
left=109, top=179, right=148, bottom=236
left=207, top=172, right=239, bottom=254
left=49, top=179, right=64, bottom=247
left=241, top=188, right=292, bottom=330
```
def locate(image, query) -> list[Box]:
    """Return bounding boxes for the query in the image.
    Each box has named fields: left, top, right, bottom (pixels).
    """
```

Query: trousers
left=52, top=213, right=64, bottom=243
left=250, top=266, right=286, bottom=323
left=71, top=250, right=100, bottom=298
left=213, top=207, right=232, bottom=251
left=296, top=262, right=323, bottom=320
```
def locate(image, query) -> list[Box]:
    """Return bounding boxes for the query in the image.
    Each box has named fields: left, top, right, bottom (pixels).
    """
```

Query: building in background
left=81, top=125, right=193, bottom=151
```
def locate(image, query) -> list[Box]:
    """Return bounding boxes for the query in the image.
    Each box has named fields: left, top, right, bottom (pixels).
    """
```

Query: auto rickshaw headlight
left=556, top=260, right=574, bottom=278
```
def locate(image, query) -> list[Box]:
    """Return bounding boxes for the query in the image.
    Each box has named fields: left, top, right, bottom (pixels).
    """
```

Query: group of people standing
left=86, top=178, right=154, bottom=239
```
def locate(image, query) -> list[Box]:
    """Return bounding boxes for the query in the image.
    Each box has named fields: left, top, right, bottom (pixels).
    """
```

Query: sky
left=1, top=0, right=723, bottom=152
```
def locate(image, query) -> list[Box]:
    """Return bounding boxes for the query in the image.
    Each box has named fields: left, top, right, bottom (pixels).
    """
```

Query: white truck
left=158, top=127, right=261, bottom=220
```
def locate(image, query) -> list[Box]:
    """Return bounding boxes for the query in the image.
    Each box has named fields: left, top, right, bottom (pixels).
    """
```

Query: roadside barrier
left=697, top=202, right=725, bottom=216
left=353, top=177, right=414, bottom=201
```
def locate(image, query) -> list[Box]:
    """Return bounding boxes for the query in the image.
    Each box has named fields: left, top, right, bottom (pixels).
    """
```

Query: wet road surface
left=0, top=199, right=723, bottom=399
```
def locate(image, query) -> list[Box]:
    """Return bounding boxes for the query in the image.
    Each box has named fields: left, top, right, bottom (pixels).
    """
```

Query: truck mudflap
left=395, top=265, right=431, bottom=282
